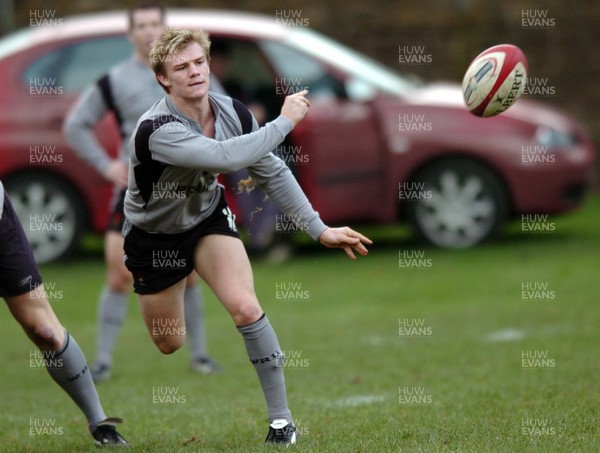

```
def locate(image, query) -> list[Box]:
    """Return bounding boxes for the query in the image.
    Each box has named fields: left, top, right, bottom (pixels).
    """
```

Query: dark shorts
left=107, top=189, right=126, bottom=233
left=123, top=189, right=240, bottom=295
left=0, top=194, right=43, bottom=298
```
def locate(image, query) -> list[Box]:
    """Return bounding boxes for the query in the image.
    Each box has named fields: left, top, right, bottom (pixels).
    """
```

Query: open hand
left=319, top=227, right=372, bottom=260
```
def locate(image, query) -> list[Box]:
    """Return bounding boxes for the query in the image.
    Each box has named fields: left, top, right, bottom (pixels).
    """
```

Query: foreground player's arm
left=146, top=91, right=309, bottom=172
left=63, top=82, right=127, bottom=187
left=147, top=115, right=293, bottom=172
left=247, top=152, right=371, bottom=259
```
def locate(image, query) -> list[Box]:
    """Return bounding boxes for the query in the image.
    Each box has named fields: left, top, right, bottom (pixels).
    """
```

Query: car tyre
left=406, top=158, right=509, bottom=248
left=4, top=173, right=85, bottom=263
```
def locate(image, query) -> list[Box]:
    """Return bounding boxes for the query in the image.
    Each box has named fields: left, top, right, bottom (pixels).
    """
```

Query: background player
left=63, top=2, right=217, bottom=381
left=0, top=180, right=126, bottom=446
left=123, top=28, right=372, bottom=445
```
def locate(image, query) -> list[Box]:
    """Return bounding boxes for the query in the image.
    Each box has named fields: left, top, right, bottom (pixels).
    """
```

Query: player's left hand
left=319, top=227, right=372, bottom=260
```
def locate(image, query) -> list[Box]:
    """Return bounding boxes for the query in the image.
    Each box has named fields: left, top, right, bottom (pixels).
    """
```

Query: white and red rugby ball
left=462, top=44, right=528, bottom=117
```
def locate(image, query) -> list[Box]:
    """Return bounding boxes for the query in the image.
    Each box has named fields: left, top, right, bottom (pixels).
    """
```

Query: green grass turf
left=0, top=195, right=598, bottom=452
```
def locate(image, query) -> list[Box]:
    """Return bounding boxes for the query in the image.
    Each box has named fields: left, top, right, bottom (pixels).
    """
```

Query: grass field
left=0, top=196, right=599, bottom=452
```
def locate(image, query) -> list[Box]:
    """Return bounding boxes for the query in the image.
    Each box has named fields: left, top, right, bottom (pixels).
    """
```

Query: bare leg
left=5, top=284, right=64, bottom=350
left=193, top=234, right=261, bottom=326
left=193, top=234, right=291, bottom=421
left=137, top=278, right=187, bottom=354
left=5, top=285, right=108, bottom=429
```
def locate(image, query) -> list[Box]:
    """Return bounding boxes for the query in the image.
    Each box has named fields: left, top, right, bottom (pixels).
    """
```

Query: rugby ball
left=462, top=44, right=528, bottom=117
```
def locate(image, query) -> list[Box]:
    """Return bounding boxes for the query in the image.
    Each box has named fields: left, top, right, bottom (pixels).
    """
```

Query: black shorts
left=0, top=194, right=43, bottom=298
left=107, top=189, right=126, bottom=233
left=123, top=189, right=240, bottom=295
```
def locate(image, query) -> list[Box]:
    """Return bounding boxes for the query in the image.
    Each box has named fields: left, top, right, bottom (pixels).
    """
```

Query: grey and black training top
left=123, top=92, right=327, bottom=241
left=63, top=57, right=166, bottom=175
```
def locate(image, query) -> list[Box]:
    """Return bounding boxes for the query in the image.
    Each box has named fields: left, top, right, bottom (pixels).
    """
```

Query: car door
left=0, top=33, right=131, bottom=262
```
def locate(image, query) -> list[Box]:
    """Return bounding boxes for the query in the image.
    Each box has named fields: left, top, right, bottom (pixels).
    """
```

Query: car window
left=210, top=38, right=273, bottom=96
left=23, top=35, right=132, bottom=92
left=210, top=38, right=282, bottom=122
left=286, top=27, right=415, bottom=98
left=258, top=40, right=344, bottom=98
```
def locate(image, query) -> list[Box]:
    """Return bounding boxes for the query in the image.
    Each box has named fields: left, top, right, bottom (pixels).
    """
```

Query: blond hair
left=150, top=27, right=211, bottom=92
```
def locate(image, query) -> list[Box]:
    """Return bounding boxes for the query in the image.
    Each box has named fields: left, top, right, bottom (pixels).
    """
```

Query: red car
left=0, top=10, right=594, bottom=262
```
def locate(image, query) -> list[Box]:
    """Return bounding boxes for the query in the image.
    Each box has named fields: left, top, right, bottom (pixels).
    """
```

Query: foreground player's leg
left=1, top=192, right=126, bottom=446
left=184, top=276, right=219, bottom=374
left=194, top=234, right=296, bottom=444
left=91, top=231, right=132, bottom=382
left=237, top=315, right=290, bottom=420
left=5, top=286, right=126, bottom=446
left=138, top=278, right=187, bottom=354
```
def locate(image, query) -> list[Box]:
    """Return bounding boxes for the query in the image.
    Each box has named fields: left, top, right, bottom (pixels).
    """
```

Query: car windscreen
left=23, top=35, right=132, bottom=92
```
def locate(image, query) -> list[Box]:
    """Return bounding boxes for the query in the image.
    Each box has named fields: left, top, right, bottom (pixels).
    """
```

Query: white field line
left=484, top=328, right=526, bottom=342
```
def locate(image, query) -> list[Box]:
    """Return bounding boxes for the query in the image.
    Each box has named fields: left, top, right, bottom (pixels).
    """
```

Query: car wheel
left=407, top=158, right=508, bottom=248
left=4, top=173, right=85, bottom=263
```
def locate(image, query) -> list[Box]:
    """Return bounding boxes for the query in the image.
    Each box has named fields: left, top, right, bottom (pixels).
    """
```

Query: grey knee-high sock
left=96, top=287, right=128, bottom=366
left=184, top=283, right=208, bottom=360
left=45, top=331, right=107, bottom=430
left=237, top=314, right=291, bottom=422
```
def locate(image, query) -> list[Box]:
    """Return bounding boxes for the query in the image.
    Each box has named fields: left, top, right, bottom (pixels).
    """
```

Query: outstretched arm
left=247, top=149, right=373, bottom=258
left=245, top=94, right=372, bottom=257
left=148, top=91, right=310, bottom=173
